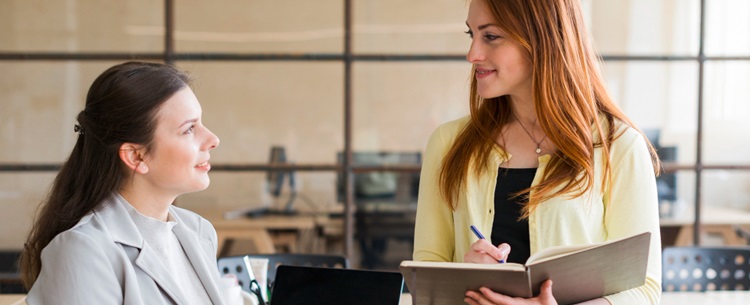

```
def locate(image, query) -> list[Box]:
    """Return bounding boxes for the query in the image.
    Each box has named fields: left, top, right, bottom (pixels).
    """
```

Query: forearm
left=413, top=125, right=456, bottom=261
left=603, top=128, right=662, bottom=305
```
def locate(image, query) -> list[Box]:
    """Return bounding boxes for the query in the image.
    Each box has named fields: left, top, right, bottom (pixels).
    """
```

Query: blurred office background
left=1, top=0, right=750, bottom=291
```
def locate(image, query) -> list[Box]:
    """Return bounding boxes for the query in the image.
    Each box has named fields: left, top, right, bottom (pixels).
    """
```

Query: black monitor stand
left=245, top=147, right=297, bottom=218
left=244, top=191, right=298, bottom=218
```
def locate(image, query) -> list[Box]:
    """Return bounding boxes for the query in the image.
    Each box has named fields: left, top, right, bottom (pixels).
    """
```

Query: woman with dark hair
left=21, top=61, right=223, bottom=304
left=413, top=0, right=661, bottom=304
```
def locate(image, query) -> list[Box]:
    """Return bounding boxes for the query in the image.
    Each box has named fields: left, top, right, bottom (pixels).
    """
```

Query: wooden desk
left=398, top=291, right=750, bottom=305
left=660, top=291, right=750, bottom=304
left=192, top=208, right=318, bottom=255
left=660, top=206, right=750, bottom=246
left=4, top=291, right=748, bottom=305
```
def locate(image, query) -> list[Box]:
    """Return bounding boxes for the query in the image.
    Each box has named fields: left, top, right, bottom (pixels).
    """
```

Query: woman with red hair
left=413, top=1, right=662, bottom=304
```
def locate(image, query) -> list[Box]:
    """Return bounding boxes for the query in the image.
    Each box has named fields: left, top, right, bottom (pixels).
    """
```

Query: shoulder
left=58, top=211, right=113, bottom=249
left=426, top=116, right=471, bottom=149
left=433, top=116, right=471, bottom=138
left=41, top=217, right=112, bottom=264
left=607, top=119, right=651, bottom=162
left=30, top=213, right=123, bottom=304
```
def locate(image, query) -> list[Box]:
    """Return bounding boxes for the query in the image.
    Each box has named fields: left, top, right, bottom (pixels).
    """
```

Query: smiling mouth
left=195, top=161, right=209, bottom=168
left=475, top=68, right=496, bottom=79
left=476, top=68, right=495, bottom=75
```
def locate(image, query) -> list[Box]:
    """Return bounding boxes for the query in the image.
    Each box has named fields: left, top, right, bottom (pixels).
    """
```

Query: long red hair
left=439, top=0, right=660, bottom=216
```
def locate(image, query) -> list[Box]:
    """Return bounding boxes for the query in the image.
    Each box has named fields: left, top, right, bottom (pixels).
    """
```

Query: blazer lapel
left=173, top=221, right=225, bottom=305
left=98, top=194, right=189, bottom=305
left=134, top=243, right=191, bottom=305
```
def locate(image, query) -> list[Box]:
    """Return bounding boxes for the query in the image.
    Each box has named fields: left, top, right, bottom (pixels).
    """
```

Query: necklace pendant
left=535, top=147, right=542, bottom=154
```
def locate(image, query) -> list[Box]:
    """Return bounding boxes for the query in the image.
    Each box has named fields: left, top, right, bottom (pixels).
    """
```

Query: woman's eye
left=464, top=30, right=473, bottom=38
left=484, top=34, right=500, bottom=41
left=184, top=125, right=195, bottom=135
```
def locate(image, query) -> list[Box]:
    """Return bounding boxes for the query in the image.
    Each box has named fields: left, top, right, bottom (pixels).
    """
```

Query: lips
left=475, top=67, right=496, bottom=79
left=195, top=160, right=211, bottom=170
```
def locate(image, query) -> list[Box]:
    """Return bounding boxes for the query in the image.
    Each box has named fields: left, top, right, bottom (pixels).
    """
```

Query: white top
left=123, top=199, right=214, bottom=305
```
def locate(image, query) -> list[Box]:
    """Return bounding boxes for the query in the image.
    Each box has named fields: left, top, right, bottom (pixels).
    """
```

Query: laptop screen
left=270, top=265, right=404, bottom=305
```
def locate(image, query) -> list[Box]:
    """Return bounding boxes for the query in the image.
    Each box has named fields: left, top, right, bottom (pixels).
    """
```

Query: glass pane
left=705, top=0, right=750, bottom=56
left=659, top=171, right=696, bottom=246
left=353, top=0, right=468, bottom=54
left=702, top=171, right=750, bottom=211
left=703, top=62, right=750, bottom=163
left=175, top=62, right=343, bottom=164
left=657, top=171, right=697, bottom=219
left=699, top=171, right=750, bottom=246
left=602, top=61, right=699, bottom=164
left=584, top=0, right=700, bottom=56
left=0, top=172, right=56, bottom=249
left=178, top=171, right=339, bottom=216
left=351, top=62, right=471, bottom=268
left=0, top=61, right=130, bottom=163
left=0, top=0, right=163, bottom=52
left=174, top=0, right=342, bottom=53
left=352, top=62, right=470, bottom=152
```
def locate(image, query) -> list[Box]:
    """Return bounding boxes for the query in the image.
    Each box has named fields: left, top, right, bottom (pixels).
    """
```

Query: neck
left=119, top=182, right=174, bottom=222
left=509, top=95, right=537, bottom=127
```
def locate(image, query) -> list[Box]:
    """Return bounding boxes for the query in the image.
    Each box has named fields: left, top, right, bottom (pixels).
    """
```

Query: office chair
left=662, top=247, right=750, bottom=291
left=0, top=251, right=24, bottom=293
left=217, top=253, right=350, bottom=293
left=734, top=225, right=750, bottom=244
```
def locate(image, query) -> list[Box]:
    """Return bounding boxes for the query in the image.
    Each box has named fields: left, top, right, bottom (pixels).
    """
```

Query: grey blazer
left=26, top=194, right=225, bottom=305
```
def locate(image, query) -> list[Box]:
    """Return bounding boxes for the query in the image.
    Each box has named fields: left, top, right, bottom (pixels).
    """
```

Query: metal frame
left=1, top=0, right=749, bottom=257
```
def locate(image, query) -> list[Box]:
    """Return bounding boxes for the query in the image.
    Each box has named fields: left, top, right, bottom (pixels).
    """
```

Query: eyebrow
left=465, top=22, right=497, bottom=31
left=179, top=118, right=198, bottom=128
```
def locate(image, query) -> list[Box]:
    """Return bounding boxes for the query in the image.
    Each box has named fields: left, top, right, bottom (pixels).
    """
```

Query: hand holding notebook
left=401, top=232, right=651, bottom=305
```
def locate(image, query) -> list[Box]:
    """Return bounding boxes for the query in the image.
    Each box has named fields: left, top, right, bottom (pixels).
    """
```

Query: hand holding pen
left=465, top=225, right=510, bottom=264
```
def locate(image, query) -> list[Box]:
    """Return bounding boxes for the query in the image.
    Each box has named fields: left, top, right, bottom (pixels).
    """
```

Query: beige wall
left=0, top=0, right=471, bottom=249
left=2, top=0, right=749, bottom=249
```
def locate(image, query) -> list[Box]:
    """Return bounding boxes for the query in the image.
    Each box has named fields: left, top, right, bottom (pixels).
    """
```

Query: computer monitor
left=336, top=151, right=421, bottom=269
left=336, top=151, right=421, bottom=205
left=656, top=146, right=677, bottom=201
left=643, top=128, right=660, bottom=149
left=643, top=128, right=678, bottom=202
left=267, top=146, right=292, bottom=197
left=245, top=146, right=297, bottom=218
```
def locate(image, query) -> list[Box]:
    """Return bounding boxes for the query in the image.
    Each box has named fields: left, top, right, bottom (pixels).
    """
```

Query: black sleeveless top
left=490, top=167, right=535, bottom=264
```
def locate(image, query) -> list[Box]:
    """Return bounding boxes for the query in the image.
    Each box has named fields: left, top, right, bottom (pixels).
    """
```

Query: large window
left=1, top=0, right=749, bottom=266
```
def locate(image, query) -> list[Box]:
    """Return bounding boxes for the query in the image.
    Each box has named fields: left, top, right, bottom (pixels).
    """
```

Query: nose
left=204, top=126, right=220, bottom=150
left=466, top=38, right=484, bottom=63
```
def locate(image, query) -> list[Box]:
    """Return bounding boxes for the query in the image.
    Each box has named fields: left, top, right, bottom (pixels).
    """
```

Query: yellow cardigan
left=413, top=116, right=662, bottom=305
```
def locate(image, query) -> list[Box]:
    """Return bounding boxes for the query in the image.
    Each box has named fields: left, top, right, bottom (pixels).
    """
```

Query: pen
left=470, top=225, right=505, bottom=263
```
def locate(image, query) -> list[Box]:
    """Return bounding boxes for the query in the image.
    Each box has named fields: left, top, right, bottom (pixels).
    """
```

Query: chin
left=478, top=92, right=503, bottom=100
left=197, top=180, right=210, bottom=191
left=188, top=180, right=211, bottom=193
left=476, top=88, right=505, bottom=99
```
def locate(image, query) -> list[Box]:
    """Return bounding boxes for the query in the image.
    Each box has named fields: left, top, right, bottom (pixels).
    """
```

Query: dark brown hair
left=20, top=61, right=191, bottom=288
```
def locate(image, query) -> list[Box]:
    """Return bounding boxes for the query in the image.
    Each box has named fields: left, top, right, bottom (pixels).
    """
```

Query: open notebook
left=270, top=265, right=404, bottom=305
left=400, top=232, right=651, bottom=305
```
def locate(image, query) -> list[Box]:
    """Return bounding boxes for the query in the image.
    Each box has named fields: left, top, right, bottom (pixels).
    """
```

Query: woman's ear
left=119, top=143, right=149, bottom=174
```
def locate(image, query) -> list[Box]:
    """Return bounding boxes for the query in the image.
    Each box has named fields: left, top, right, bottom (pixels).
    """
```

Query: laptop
left=270, top=265, right=404, bottom=305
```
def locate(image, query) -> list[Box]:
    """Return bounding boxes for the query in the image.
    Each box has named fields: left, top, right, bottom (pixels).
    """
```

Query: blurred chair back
left=218, top=254, right=349, bottom=292
left=663, top=247, right=750, bottom=291
left=734, top=225, right=750, bottom=244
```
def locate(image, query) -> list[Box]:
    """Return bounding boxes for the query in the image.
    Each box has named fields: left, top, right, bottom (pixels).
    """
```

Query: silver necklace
left=512, top=112, right=547, bottom=154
